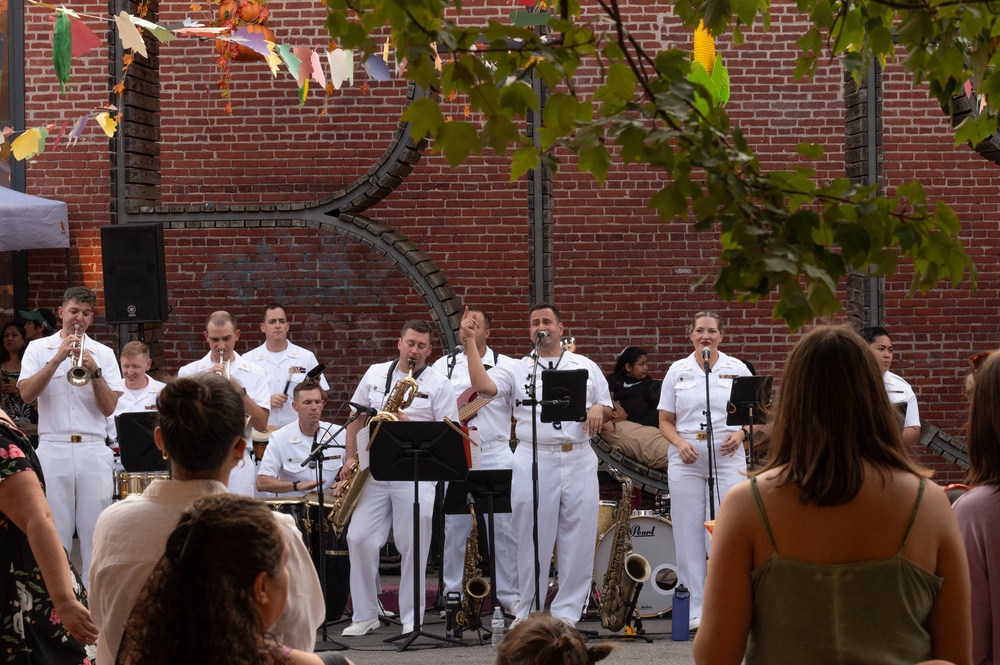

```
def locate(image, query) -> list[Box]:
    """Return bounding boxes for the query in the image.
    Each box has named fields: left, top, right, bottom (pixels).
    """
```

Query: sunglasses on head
left=970, top=351, right=992, bottom=372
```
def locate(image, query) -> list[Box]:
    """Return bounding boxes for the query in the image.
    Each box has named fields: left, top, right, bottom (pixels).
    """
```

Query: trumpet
left=67, top=324, right=92, bottom=387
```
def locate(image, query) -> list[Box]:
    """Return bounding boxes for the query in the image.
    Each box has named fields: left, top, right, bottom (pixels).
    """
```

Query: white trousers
left=442, top=441, right=519, bottom=608
left=35, top=439, right=114, bottom=588
left=346, top=478, right=436, bottom=625
left=667, top=432, right=746, bottom=617
left=511, top=443, right=598, bottom=622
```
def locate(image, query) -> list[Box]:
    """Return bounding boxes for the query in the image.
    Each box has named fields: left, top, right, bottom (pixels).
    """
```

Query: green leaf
left=436, top=121, right=481, bottom=167
left=649, top=185, right=688, bottom=221
left=795, top=142, right=824, bottom=160
left=511, top=145, right=540, bottom=181
left=400, top=97, right=445, bottom=142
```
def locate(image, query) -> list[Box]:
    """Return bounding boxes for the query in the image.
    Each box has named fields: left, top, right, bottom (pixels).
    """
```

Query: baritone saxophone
left=330, top=359, right=420, bottom=538
left=598, top=475, right=651, bottom=632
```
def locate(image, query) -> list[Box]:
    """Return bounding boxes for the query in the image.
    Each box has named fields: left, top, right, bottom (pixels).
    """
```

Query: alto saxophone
left=330, top=359, right=420, bottom=538
left=598, top=475, right=652, bottom=632
left=456, top=496, right=490, bottom=630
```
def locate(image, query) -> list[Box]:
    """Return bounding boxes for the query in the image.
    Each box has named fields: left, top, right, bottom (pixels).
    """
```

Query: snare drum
left=594, top=515, right=678, bottom=617
left=118, top=472, right=170, bottom=499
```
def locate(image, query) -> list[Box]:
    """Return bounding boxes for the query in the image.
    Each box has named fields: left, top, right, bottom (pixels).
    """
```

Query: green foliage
left=322, top=0, right=977, bottom=330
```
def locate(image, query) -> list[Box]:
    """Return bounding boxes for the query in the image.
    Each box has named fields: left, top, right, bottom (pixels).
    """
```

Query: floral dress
left=0, top=423, right=91, bottom=664
left=1, top=369, right=37, bottom=427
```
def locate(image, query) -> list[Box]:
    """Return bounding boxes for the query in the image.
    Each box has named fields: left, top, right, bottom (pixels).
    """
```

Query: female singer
left=694, top=326, right=970, bottom=665
left=657, top=312, right=751, bottom=631
left=953, top=349, right=1000, bottom=664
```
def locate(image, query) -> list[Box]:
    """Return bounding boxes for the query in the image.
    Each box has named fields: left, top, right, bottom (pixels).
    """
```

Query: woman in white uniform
left=658, top=312, right=751, bottom=631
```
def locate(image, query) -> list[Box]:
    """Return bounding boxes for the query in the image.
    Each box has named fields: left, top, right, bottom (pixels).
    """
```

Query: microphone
left=466, top=492, right=476, bottom=508
left=349, top=402, right=378, bottom=417
left=535, top=331, right=549, bottom=344
left=451, top=344, right=464, bottom=357
left=702, top=347, right=710, bottom=361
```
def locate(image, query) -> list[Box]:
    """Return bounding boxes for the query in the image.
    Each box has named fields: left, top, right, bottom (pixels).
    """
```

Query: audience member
left=0, top=407, right=97, bottom=663
left=601, top=346, right=671, bottom=470
left=117, top=493, right=353, bottom=665
left=1, top=322, right=37, bottom=425
left=494, top=612, right=614, bottom=665
left=89, top=373, right=323, bottom=664
left=694, top=326, right=971, bottom=665
left=952, top=349, right=1000, bottom=665
left=19, top=309, right=56, bottom=343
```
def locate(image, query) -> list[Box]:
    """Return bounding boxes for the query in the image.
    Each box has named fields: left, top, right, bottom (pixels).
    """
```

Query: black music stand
left=443, top=469, right=513, bottom=641
left=726, top=375, right=773, bottom=470
left=369, top=421, right=468, bottom=651
left=116, top=412, right=167, bottom=473
left=540, top=369, right=587, bottom=423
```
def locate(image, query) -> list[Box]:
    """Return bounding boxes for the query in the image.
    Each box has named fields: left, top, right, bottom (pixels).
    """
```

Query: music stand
left=540, top=369, right=587, bottom=423
left=726, top=376, right=773, bottom=470
left=115, top=412, right=167, bottom=473
left=443, top=469, right=513, bottom=640
left=369, top=421, right=468, bottom=651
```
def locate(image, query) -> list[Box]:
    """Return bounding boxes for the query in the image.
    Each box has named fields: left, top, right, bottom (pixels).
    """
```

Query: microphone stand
left=301, top=413, right=361, bottom=651
left=446, top=346, right=462, bottom=380
left=515, top=335, right=545, bottom=612
left=702, top=351, right=719, bottom=522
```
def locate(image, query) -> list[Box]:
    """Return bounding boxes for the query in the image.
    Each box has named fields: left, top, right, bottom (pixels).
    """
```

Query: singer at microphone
left=655, top=312, right=753, bottom=632
left=256, top=381, right=344, bottom=498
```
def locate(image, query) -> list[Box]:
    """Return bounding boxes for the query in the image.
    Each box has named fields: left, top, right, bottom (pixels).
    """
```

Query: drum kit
left=593, top=508, right=678, bottom=618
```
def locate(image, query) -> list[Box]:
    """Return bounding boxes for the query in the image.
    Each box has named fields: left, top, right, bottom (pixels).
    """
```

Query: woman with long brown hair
left=694, top=326, right=970, bottom=665
left=953, top=349, right=1000, bottom=664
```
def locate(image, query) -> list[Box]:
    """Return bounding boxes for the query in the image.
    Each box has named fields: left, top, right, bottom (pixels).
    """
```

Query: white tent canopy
left=0, top=187, right=71, bottom=251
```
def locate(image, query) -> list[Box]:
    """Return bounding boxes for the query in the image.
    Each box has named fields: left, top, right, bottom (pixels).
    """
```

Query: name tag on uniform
left=719, top=374, right=739, bottom=379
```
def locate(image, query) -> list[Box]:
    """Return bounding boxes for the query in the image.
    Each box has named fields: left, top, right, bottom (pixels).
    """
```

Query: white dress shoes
left=689, top=616, right=701, bottom=632
left=401, top=623, right=414, bottom=634
left=341, top=618, right=380, bottom=637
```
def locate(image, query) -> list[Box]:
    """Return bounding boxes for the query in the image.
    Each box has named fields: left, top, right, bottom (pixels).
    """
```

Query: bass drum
left=593, top=515, right=678, bottom=617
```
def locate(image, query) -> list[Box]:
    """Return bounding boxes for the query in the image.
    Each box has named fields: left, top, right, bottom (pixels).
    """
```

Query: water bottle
left=672, top=584, right=690, bottom=641
left=491, top=607, right=505, bottom=646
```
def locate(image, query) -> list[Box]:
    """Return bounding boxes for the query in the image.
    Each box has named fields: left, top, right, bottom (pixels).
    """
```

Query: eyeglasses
left=970, top=351, right=992, bottom=372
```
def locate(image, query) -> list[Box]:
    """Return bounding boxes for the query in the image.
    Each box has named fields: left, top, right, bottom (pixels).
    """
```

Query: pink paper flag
left=70, top=17, right=103, bottom=57
left=292, top=47, right=314, bottom=88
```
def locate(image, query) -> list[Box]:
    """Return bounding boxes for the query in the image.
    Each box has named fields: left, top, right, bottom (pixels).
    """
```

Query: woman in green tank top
left=693, top=326, right=971, bottom=665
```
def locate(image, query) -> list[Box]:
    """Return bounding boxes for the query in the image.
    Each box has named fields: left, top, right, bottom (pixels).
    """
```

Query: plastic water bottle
left=491, top=607, right=506, bottom=646
left=672, top=584, right=690, bottom=641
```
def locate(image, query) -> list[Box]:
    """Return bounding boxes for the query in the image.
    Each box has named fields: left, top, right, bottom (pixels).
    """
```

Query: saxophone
left=330, top=359, right=420, bottom=538
left=456, top=495, right=490, bottom=630
left=598, top=475, right=652, bottom=632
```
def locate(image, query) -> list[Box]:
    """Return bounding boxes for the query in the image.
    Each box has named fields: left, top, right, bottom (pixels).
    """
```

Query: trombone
left=67, top=324, right=92, bottom=387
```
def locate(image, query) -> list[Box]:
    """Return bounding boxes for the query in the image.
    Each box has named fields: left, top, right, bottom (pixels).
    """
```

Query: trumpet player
left=340, top=320, right=458, bottom=637
left=177, top=311, right=269, bottom=497
left=18, top=286, right=124, bottom=587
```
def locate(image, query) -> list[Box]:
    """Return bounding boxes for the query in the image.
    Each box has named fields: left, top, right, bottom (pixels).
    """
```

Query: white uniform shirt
left=490, top=351, right=611, bottom=446
left=20, top=331, right=124, bottom=439
left=350, top=360, right=459, bottom=469
left=657, top=351, right=751, bottom=437
left=432, top=346, right=517, bottom=445
left=883, top=370, right=920, bottom=428
left=248, top=341, right=329, bottom=429
left=257, top=420, right=343, bottom=497
left=177, top=350, right=270, bottom=446
left=107, top=376, right=166, bottom=442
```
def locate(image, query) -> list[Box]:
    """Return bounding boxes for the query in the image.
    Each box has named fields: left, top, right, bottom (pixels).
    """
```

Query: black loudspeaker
left=101, top=224, right=169, bottom=324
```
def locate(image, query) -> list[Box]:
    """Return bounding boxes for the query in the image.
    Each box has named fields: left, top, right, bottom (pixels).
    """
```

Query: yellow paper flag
left=95, top=112, right=119, bottom=138
left=11, top=129, right=44, bottom=161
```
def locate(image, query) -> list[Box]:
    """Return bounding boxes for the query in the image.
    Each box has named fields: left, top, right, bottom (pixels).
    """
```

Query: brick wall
left=19, top=0, right=996, bottom=483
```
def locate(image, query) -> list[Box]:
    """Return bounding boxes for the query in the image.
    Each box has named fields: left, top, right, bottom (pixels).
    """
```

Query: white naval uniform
left=106, top=376, right=165, bottom=442
left=883, top=370, right=920, bottom=429
left=432, top=347, right=520, bottom=610
left=657, top=351, right=751, bottom=619
left=346, top=361, right=459, bottom=626
left=19, top=330, right=125, bottom=587
left=248, top=341, right=329, bottom=429
left=177, top=351, right=269, bottom=497
left=257, top=419, right=343, bottom=498
left=490, top=351, right=612, bottom=623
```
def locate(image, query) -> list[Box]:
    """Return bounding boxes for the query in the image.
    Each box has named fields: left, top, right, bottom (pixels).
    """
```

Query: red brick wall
left=19, top=0, right=995, bottom=483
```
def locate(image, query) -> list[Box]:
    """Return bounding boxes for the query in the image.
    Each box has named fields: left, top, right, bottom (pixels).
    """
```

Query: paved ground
left=325, top=614, right=696, bottom=665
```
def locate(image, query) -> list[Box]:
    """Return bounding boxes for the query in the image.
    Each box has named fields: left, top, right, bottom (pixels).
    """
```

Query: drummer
left=256, top=381, right=343, bottom=498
